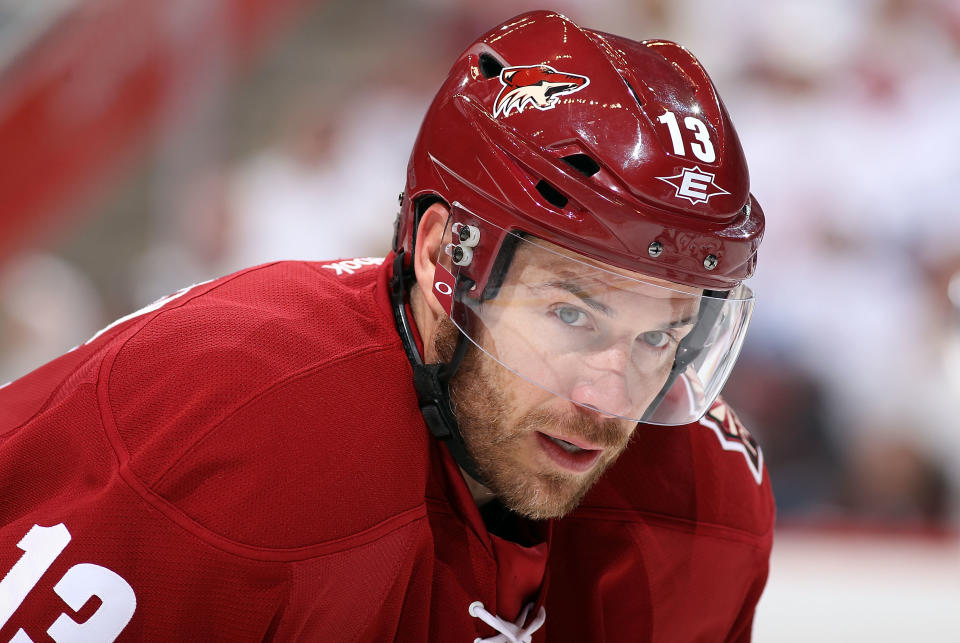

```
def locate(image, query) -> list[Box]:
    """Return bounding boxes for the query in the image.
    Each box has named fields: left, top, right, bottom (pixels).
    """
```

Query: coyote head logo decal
left=492, top=64, right=590, bottom=118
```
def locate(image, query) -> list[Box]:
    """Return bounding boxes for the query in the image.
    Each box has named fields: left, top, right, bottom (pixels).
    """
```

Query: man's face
left=434, top=241, right=701, bottom=519
left=435, top=316, right=631, bottom=519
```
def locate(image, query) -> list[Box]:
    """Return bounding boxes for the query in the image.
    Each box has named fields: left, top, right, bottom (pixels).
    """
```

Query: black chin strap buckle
left=412, top=363, right=456, bottom=440
left=412, top=348, right=483, bottom=482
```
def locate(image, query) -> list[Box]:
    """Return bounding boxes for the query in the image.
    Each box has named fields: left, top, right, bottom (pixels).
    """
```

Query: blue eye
left=639, top=331, right=671, bottom=349
left=553, top=306, right=590, bottom=327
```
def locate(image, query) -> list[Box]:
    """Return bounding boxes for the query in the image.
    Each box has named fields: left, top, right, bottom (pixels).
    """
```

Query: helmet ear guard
left=394, top=193, right=450, bottom=278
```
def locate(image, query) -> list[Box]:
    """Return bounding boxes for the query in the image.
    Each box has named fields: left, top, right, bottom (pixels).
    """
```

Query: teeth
left=548, top=435, right=585, bottom=454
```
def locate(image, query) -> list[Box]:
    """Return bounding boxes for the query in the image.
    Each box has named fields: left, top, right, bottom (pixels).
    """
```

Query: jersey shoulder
left=576, top=397, right=774, bottom=541
left=103, top=258, right=431, bottom=552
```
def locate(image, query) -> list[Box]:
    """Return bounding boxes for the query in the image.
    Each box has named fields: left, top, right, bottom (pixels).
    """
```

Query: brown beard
left=433, top=317, right=632, bottom=519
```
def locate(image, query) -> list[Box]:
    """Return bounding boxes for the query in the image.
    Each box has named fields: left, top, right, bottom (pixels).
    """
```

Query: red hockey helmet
left=394, top=11, right=764, bottom=426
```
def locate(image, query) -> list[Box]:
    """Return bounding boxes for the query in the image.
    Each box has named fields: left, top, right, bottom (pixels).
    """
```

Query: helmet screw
left=457, top=224, right=481, bottom=247
left=446, top=243, right=473, bottom=266
left=704, top=254, right=719, bottom=270
left=398, top=192, right=404, bottom=206
left=648, top=241, right=663, bottom=258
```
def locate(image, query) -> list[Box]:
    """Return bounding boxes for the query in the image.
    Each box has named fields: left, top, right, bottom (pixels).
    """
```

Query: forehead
left=510, top=237, right=702, bottom=298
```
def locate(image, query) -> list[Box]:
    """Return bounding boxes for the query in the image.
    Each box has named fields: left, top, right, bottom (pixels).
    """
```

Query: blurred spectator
left=0, top=253, right=104, bottom=384
left=723, top=350, right=842, bottom=519
left=838, top=431, right=951, bottom=527
left=215, top=84, right=428, bottom=275
left=220, top=101, right=353, bottom=271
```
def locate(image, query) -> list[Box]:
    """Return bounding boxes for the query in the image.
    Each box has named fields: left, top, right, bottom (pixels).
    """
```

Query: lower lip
left=535, top=433, right=602, bottom=473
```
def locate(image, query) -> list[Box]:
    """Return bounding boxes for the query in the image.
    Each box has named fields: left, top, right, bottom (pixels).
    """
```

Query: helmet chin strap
left=390, top=251, right=488, bottom=484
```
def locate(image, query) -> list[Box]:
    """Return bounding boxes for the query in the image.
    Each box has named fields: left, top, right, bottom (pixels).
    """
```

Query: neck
left=460, top=467, right=497, bottom=507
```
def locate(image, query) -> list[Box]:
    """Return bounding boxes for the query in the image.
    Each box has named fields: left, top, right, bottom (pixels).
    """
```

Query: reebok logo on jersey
left=321, top=257, right=384, bottom=276
left=656, top=166, right=730, bottom=205
left=493, top=65, right=590, bottom=118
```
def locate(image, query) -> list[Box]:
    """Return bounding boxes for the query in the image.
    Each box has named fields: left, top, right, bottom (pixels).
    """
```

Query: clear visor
left=435, top=205, right=755, bottom=426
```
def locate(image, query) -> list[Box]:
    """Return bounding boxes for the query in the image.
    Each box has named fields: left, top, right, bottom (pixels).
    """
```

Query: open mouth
left=545, top=434, right=587, bottom=453
left=535, top=432, right=603, bottom=473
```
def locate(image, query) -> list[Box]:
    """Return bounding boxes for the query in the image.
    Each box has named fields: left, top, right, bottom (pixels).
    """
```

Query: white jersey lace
left=468, top=601, right=546, bottom=643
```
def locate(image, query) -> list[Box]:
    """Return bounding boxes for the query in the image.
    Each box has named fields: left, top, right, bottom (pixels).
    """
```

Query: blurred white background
left=1, top=0, right=958, bottom=639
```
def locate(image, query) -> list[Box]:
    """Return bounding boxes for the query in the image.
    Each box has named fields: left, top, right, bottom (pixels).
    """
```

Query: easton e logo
left=493, top=65, right=590, bottom=118
left=656, top=166, right=730, bottom=205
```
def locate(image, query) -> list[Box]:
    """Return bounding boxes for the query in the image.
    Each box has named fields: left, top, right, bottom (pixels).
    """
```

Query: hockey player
left=0, top=11, right=772, bottom=642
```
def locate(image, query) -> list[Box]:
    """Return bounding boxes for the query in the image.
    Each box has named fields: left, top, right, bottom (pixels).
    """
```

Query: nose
left=582, top=342, right=631, bottom=373
left=569, top=370, right=635, bottom=419
left=570, top=341, right=649, bottom=418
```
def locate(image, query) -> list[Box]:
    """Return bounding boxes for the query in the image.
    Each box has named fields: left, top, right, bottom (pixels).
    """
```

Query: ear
left=413, top=201, right=451, bottom=317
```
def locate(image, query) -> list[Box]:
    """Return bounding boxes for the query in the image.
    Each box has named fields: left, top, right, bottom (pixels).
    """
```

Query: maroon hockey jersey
left=0, top=256, right=773, bottom=641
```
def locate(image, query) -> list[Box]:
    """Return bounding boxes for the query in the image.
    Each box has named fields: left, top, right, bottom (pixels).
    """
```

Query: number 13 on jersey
left=0, top=524, right=136, bottom=642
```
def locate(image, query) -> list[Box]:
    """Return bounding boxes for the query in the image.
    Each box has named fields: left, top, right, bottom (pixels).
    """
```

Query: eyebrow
left=540, top=280, right=612, bottom=316
left=539, top=280, right=700, bottom=330
left=658, top=316, right=698, bottom=330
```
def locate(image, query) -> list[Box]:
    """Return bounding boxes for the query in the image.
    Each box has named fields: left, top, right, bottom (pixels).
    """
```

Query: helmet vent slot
left=478, top=53, right=505, bottom=79
left=535, top=180, right=569, bottom=209
left=561, top=154, right=601, bottom=177
left=624, top=79, right=644, bottom=108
